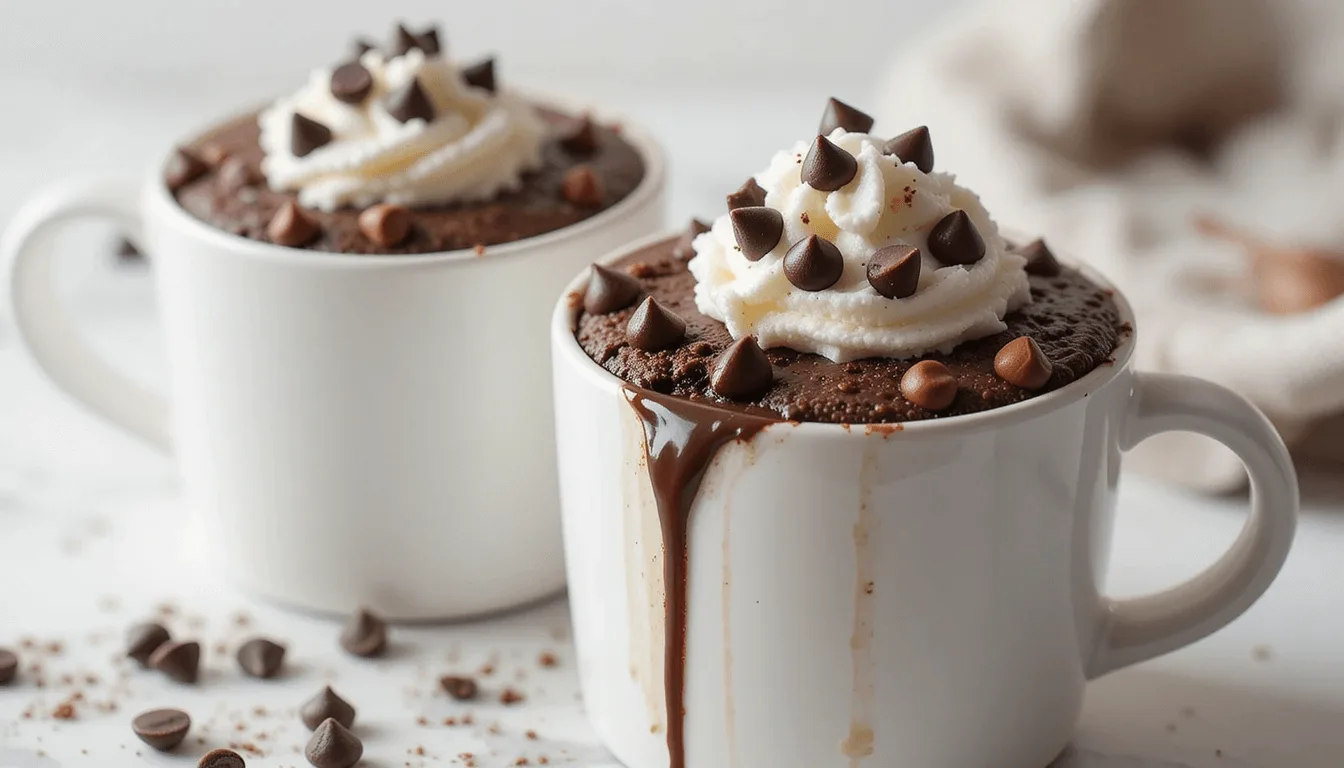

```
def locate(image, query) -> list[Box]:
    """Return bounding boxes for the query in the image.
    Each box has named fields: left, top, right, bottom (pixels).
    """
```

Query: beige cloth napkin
left=876, top=0, right=1344, bottom=491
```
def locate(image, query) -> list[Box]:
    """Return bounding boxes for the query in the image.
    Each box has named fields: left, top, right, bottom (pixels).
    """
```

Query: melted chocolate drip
left=621, top=386, right=777, bottom=768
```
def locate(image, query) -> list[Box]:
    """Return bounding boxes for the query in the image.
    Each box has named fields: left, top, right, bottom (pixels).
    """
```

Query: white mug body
left=5, top=112, right=666, bottom=621
left=549, top=234, right=1297, bottom=768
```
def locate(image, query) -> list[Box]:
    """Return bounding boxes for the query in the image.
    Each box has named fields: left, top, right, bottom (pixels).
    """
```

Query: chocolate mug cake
left=166, top=22, right=645, bottom=255
left=561, top=99, right=1136, bottom=768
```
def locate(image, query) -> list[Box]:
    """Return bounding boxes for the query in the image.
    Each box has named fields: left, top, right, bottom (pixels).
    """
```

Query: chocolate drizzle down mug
left=550, top=233, right=1298, bottom=768
left=2, top=110, right=666, bottom=621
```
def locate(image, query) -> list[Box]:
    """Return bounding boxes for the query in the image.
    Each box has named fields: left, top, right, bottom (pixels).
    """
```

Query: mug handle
left=1087, top=372, right=1298, bottom=678
left=2, top=177, right=171, bottom=451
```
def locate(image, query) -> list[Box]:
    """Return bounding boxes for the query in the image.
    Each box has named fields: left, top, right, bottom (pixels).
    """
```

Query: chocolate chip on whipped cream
left=710, top=337, right=774, bottom=400
left=673, top=218, right=711, bottom=261
left=626, top=297, right=686, bottom=351
left=1017, top=238, right=1062, bottom=277
left=900, top=360, right=959, bottom=411
left=258, top=38, right=545, bottom=211
left=866, top=244, right=921, bottom=299
left=819, top=97, right=874, bottom=136
left=882, top=125, right=934, bottom=174
left=329, top=62, right=373, bottom=104
left=389, top=23, right=426, bottom=57
left=928, top=210, right=986, bottom=266
left=462, top=58, right=496, bottom=94
left=994, top=336, right=1053, bottom=390
left=726, top=177, right=767, bottom=210
left=801, top=135, right=857, bottom=192
left=415, top=26, right=442, bottom=57
left=291, top=114, right=333, bottom=158
left=730, top=206, right=784, bottom=261
left=687, top=99, right=1031, bottom=362
left=352, top=38, right=376, bottom=57
left=267, top=200, right=322, bottom=247
left=386, top=77, right=435, bottom=123
left=784, top=235, right=844, bottom=291
left=561, top=166, right=605, bottom=207
left=585, top=263, right=642, bottom=314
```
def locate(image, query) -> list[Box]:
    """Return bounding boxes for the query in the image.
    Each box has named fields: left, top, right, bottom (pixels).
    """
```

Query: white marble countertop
left=3, top=87, right=1344, bottom=768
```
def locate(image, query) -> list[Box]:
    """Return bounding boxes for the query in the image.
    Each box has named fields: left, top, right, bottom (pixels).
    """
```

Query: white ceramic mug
left=550, top=234, right=1298, bottom=768
left=3, top=113, right=665, bottom=621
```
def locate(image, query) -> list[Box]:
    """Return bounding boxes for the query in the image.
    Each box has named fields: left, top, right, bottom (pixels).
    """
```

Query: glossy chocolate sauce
left=621, top=386, right=778, bottom=768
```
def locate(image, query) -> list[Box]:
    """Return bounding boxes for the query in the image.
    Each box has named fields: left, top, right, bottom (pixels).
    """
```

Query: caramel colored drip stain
left=622, top=386, right=776, bottom=768
left=842, top=443, right=880, bottom=766
left=620, top=405, right=667, bottom=734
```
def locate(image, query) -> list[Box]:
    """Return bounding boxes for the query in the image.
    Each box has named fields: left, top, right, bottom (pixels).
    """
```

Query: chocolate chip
left=440, top=675, right=479, bottom=701
left=726, top=178, right=767, bottom=210
left=1017, top=238, right=1062, bottom=277
left=236, top=638, right=286, bottom=679
left=389, top=23, right=422, bottom=57
left=358, top=203, right=412, bottom=248
left=305, top=717, right=364, bottom=768
left=300, top=686, right=356, bottom=731
left=927, top=210, right=985, bottom=266
left=131, top=708, right=191, bottom=751
left=559, top=115, right=598, bottom=154
left=352, top=38, right=376, bottom=57
left=462, top=58, right=496, bottom=93
left=561, top=166, right=605, bottom=207
left=626, top=296, right=686, bottom=351
left=267, top=200, right=321, bottom=248
left=198, top=747, right=246, bottom=768
left=386, top=77, right=435, bottom=123
left=0, top=649, right=17, bottom=685
left=148, top=640, right=200, bottom=684
left=339, top=608, right=387, bottom=658
left=117, top=237, right=141, bottom=260
left=584, top=263, right=642, bottom=314
left=291, top=113, right=333, bottom=158
left=818, top=97, right=874, bottom=136
left=801, top=135, right=857, bottom=192
left=882, top=125, right=934, bottom=174
left=994, top=336, right=1053, bottom=390
left=416, top=27, right=442, bottom=56
left=867, top=244, right=921, bottom=299
left=330, top=62, right=373, bottom=104
left=165, top=148, right=208, bottom=192
left=784, top=235, right=844, bottom=291
left=125, top=622, right=170, bottom=667
left=710, top=337, right=774, bottom=400
left=900, top=360, right=959, bottom=411
left=218, top=157, right=262, bottom=191
left=673, top=218, right=711, bottom=261
left=730, top=206, right=784, bottom=261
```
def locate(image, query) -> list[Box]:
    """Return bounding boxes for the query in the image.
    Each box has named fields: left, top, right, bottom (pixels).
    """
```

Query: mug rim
left=144, top=92, right=667, bottom=270
left=551, top=230, right=1137, bottom=437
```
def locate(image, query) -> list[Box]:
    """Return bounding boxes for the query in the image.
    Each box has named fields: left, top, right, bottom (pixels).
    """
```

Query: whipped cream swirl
left=688, top=130, right=1030, bottom=362
left=259, top=48, right=546, bottom=211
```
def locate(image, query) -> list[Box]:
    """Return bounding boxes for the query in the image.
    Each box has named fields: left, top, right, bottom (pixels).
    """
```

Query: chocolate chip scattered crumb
left=500, top=687, right=526, bottom=705
left=801, top=212, right=810, bottom=224
left=52, top=702, right=76, bottom=720
left=474, top=244, right=486, bottom=256
left=515, top=758, right=530, bottom=766
left=537, top=652, right=558, bottom=668
left=416, top=716, right=429, bottom=726
left=526, top=729, right=538, bottom=740
left=478, top=663, right=495, bottom=677
left=441, top=675, right=478, bottom=701
left=443, top=716, right=457, bottom=726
